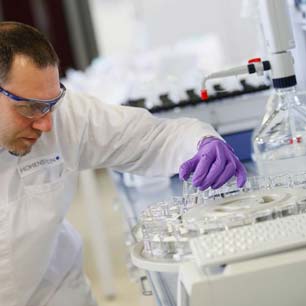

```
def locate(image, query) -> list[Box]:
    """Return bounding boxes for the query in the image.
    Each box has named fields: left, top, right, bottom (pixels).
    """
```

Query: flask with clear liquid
left=253, top=86, right=306, bottom=175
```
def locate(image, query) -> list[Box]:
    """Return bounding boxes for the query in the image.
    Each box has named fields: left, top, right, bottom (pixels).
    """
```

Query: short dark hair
left=0, top=21, right=59, bottom=83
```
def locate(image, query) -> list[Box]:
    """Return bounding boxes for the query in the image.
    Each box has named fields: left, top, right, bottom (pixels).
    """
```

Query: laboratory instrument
left=131, top=172, right=306, bottom=305
left=178, top=243, right=306, bottom=306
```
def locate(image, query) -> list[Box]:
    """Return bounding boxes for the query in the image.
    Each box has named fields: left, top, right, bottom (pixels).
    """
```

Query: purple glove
left=179, top=137, right=247, bottom=190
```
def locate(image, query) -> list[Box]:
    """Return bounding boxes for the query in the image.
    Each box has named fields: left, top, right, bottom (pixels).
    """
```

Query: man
left=0, top=22, right=246, bottom=305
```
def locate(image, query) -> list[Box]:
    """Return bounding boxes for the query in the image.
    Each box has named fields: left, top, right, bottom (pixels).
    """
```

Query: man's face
left=0, top=55, right=60, bottom=156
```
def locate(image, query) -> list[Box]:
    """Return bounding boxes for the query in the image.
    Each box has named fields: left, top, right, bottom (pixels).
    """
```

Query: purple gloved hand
left=179, top=137, right=247, bottom=190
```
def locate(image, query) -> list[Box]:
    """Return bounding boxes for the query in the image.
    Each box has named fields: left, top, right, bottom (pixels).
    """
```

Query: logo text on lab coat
left=18, top=154, right=62, bottom=177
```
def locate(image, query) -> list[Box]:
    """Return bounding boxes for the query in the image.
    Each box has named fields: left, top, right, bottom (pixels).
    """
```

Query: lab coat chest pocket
left=23, top=169, right=78, bottom=228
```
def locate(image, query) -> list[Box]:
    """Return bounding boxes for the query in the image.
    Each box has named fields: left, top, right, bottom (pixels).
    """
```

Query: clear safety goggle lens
left=14, top=98, right=64, bottom=119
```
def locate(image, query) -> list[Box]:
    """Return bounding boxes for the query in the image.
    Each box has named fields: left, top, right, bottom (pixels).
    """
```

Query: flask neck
left=275, top=86, right=297, bottom=107
left=275, top=86, right=296, bottom=95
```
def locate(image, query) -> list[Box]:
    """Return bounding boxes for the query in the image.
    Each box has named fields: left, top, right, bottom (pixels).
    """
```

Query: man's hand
left=179, top=137, right=247, bottom=190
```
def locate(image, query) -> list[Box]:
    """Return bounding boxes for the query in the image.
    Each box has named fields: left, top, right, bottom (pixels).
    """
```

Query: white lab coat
left=0, top=90, right=220, bottom=306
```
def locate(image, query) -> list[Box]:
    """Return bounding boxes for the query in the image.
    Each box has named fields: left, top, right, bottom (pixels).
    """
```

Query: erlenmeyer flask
left=253, top=86, right=306, bottom=175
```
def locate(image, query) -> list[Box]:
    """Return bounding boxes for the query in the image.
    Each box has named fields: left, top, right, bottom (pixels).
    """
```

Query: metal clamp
left=140, top=276, right=153, bottom=296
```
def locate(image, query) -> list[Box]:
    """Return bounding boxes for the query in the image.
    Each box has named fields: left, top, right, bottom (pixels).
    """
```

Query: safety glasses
left=0, top=83, right=66, bottom=119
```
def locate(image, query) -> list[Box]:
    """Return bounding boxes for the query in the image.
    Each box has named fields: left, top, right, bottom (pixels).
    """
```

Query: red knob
left=248, top=58, right=262, bottom=64
left=201, top=89, right=208, bottom=101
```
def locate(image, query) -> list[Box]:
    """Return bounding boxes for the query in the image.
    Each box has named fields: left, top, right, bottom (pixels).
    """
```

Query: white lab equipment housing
left=178, top=249, right=306, bottom=306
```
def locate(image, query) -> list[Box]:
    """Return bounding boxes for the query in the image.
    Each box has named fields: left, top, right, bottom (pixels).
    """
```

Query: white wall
left=140, top=0, right=261, bottom=65
left=88, top=0, right=263, bottom=67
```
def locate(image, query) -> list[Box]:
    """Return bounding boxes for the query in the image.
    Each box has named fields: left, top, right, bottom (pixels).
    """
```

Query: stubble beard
left=9, top=147, right=31, bottom=157
left=0, top=124, right=41, bottom=157
left=1, top=136, right=33, bottom=157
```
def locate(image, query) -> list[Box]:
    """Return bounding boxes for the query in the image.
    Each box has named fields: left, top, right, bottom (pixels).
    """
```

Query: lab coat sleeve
left=60, top=91, right=221, bottom=177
